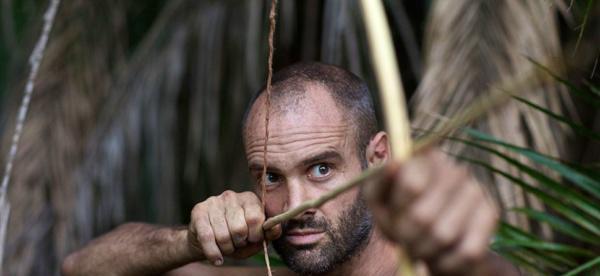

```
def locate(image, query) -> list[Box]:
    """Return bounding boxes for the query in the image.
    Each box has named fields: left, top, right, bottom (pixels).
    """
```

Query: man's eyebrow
left=301, top=151, right=342, bottom=167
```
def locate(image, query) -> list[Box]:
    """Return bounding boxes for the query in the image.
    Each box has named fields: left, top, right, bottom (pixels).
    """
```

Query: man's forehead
left=244, top=84, right=347, bottom=141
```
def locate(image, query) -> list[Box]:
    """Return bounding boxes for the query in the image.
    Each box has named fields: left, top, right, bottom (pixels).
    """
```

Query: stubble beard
left=272, top=195, right=373, bottom=275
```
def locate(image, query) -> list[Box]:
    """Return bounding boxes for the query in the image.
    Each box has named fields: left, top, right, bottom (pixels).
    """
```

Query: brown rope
left=261, top=0, right=278, bottom=275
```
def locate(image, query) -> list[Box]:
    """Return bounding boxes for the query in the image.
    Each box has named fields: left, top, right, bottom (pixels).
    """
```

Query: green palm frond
left=454, top=65, right=600, bottom=275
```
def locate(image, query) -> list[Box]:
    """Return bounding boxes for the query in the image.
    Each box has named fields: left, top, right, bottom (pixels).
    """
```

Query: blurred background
left=0, top=0, right=598, bottom=275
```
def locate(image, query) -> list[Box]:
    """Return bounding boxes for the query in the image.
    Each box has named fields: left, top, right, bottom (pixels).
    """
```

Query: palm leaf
left=451, top=82, right=600, bottom=272
left=455, top=154, right=600, bottom=236
left=494, top=249, right=545, bottom=275
left=562, top=256, right=600, bottom=276
left=494, top=223, right=577, bottom=272
left=583, top=79, right=600, bottom=97
left=449, top=138, right=600, bottom=222
left=465, top=128, right=600, bottom=199
left=511, top=94, right=600, bottom=141
left=527, top=57, right=600, bottom=108
left=511, top=207, right=599, bottom=245
left=573, top=0, right=596, bottom=54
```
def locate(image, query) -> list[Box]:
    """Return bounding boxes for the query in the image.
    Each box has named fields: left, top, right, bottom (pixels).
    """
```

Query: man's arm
left=61, top=223, right=197, bottom=275
left=62, top=191, right=282, bottom=276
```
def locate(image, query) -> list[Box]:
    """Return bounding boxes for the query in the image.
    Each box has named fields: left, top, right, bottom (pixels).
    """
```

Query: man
left=62, top=63, right=516, bottom=275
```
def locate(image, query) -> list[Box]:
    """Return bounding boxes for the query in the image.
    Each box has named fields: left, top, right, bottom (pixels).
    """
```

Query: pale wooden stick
left=358, top=1, right=414, bottom=275
left=359, top=0, right=412, bottom=160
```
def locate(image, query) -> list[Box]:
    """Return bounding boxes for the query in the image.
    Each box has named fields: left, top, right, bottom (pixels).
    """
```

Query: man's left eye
left=309, top=163, right=331, bottom=179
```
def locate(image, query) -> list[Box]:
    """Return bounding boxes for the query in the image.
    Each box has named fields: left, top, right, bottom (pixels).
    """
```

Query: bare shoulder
left=165, top=262, right=295, bottom=276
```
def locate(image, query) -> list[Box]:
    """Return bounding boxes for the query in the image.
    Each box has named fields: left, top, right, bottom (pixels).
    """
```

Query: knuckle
left=204, top=196, right=219, bottom=207
left=431, top=228, right=453, bottom=248
left=191, top=204, right=205, bottom=216
left=231, top=226, right=247, bottom=240
left=206, top=196, right=217, bottom=202
left=221, top=190, right=235, bottom=198
left=240, top=191, right=261, bottom=203
left=245, top=213, right=264, bottom=226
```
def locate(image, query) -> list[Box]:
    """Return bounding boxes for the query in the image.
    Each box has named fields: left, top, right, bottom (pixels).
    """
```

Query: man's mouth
left=285, top=229, right=326, bottom=246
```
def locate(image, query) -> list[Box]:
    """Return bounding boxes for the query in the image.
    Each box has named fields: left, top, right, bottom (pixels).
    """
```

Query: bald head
left=242, top=62, right=379, bottom=167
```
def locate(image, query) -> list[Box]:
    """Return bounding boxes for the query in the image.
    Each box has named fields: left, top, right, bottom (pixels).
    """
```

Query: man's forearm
left=62, top=223, right=200, bottom=276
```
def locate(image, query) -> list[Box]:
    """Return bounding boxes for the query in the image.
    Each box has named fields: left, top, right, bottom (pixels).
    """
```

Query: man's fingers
left=225, top=205, right=249, bottom=248
left=209, top=209, right=236, bottom=256
left=193, top=214, right=224, bottom=266
left=390, top=153, right=432, bottom=211
left=415, top=179, right=480, bottom=259
left=244, top=203, right=265, bottom=243
left=395, top=161, right=460, bottom=247
left=436, top=200, right=498, bottom=272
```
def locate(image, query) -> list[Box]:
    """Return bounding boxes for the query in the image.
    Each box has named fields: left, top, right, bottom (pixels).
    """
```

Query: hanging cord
left=0, top=0, right=61, bottom=270
left=261, top=0, right=278, bottom=275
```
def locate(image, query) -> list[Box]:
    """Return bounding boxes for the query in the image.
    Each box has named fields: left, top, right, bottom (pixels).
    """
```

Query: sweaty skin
left=62, top=83, right=517, bottom=276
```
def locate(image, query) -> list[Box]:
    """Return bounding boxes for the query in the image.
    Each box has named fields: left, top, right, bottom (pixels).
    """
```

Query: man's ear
left=365, top=131, right=390, bottom=167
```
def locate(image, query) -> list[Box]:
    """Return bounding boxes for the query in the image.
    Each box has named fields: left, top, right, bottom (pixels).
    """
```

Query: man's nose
left=286, top=179, right=316, bottom=217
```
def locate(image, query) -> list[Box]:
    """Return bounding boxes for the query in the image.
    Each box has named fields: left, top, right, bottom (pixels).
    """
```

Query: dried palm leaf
left=1, top=1, right=126, bottom=274
left=411, top=0, right=572, bottom=235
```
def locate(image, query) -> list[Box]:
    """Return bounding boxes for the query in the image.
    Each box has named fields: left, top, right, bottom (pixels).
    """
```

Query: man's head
left=242, top=62, right=390, bottom=274
left=242, top=62, right=379, bottom=168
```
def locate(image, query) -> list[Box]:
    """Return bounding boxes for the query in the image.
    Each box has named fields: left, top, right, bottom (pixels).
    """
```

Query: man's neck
left=324, top=227, right=399, bottom=276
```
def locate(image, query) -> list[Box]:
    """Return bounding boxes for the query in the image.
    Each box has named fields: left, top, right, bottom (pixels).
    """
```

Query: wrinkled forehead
left=244, top=84, right=348, bottom=145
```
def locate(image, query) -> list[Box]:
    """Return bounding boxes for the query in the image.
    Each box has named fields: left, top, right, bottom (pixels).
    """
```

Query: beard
left=272, top=194, right=373, bottom=275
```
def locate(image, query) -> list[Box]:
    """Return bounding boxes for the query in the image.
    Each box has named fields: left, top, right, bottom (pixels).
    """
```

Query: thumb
left=265, top=224, right=282, bottom=241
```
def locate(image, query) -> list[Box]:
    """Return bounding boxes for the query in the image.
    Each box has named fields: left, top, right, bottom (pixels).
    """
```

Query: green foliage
left=251, top=252, right=285, bottom=267
left=454, top=68, right=600, bottom=275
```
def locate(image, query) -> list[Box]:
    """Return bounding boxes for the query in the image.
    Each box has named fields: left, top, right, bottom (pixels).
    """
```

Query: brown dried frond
left=2, top=1, right=126, bottom=274
left=411, top=1, right=572, bottom=234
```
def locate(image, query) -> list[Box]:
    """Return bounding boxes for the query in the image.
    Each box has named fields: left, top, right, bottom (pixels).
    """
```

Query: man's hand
left=62, top=191, right=282, bottom=276
left=188, top=191, right=282, bottom=266
left=365, top=149, right=500, bottom=275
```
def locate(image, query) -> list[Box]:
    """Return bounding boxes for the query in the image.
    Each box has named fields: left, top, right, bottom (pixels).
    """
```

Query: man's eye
left=309, top=164, right=331, bottom=179
left=265, top=173, right=281, bottom=185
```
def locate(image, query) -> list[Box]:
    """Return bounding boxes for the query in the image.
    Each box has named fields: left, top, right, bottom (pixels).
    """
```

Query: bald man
left=62, top=62, right=517, bottom=276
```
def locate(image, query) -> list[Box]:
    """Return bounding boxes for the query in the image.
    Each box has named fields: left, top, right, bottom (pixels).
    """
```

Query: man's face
left=244, top=84, right=373, bottom=274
